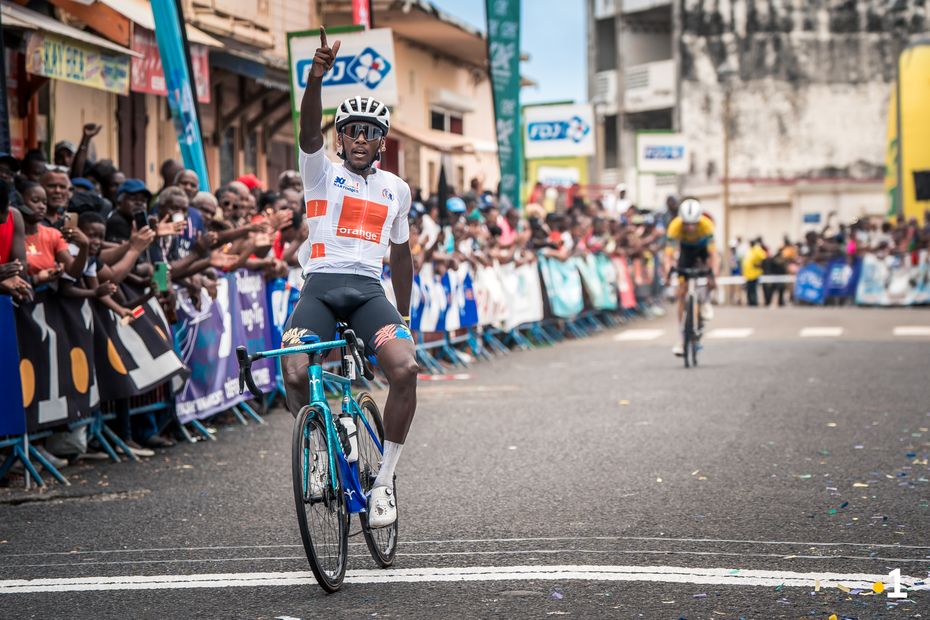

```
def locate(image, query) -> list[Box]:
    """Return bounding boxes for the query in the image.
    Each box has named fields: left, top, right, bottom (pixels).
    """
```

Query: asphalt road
left=1, top=306, right=929, bottom=619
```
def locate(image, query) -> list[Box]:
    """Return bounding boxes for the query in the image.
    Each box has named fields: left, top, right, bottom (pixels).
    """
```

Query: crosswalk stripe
left=705, top=328, right=754, bottom=339
left=614, top=329, right=665, bottom=341
left=893, top=326, right=930, bottom=337
left=800, top=327, right=844, bottom=338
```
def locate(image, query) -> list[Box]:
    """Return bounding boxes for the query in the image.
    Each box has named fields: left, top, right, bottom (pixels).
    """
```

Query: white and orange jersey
left=297, top=146, right=411, bottom=280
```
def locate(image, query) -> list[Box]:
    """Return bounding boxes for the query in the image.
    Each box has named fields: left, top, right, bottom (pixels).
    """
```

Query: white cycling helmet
left=679, top=198, right=703, bottom=224
left=334, top=96, right=390, bottom=135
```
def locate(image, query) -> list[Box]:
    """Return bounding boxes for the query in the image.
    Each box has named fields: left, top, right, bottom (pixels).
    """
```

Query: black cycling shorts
left=678, top=244, right=710, bottom=272
left=282, top=273, right=412, bottom=355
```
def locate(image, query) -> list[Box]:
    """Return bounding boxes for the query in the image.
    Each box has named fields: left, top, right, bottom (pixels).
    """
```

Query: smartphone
left=63, top=212, right=77, bottom=230
left=133, top=210, right=148, bottom=230
left=153, top=262, right=169, bottom=293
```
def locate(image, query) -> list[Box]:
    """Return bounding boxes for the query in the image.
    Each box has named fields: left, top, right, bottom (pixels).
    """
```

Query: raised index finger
left=320, top=26, right=327, bottom=48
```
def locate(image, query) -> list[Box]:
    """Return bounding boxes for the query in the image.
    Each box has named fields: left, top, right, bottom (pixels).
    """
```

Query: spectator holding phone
left=19, top=181, right=88, bottom=286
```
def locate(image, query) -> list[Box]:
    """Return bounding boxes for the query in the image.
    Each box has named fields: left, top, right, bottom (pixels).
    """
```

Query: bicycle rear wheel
left=355, top=393, right=398, bottom=567
left=292, top=405, right=349, bottom=592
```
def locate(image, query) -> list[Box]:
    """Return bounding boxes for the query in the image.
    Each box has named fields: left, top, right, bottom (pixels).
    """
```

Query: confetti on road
left=618, top=400, right=630, bottom=406
left=826, top=422, right=837, bottom=427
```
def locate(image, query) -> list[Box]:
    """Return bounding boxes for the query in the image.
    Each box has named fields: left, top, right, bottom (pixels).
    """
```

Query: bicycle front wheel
left=292, top=405, right=349, bottom=592
left=683, top=298, right=693, bottom=369
left=355, top=393, right=398, bottom=567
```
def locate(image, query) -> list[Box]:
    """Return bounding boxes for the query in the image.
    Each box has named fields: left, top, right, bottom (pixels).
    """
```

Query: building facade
left=587, top=0, right=928, bottom=246
left=4, top=0, right=499, bottom=195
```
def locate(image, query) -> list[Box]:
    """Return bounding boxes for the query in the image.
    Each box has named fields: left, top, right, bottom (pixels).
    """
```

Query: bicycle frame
left=245, top=339, right=384, bottom=514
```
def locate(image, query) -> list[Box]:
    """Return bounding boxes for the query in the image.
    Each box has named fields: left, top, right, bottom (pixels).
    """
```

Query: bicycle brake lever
left=235, top=346, right=264, bottom=398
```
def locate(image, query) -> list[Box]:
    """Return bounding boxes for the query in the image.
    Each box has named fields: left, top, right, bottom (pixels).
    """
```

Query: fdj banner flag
left=524, top=104, right=595, bottom=159
left=288, top=27, right=398, bottom=116
left=151, top=0, right=210, bottom=191
left=486, top=0, right=522, bottom=211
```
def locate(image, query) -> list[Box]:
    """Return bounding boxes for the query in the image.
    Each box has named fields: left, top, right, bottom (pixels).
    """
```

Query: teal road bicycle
left=236, top=324, right=397, bottom=592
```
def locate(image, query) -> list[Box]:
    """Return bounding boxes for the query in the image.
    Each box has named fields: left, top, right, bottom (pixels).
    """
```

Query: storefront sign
left=131, top=28, right=210, bottom=103
left=26, top=32, right=129, bottom=95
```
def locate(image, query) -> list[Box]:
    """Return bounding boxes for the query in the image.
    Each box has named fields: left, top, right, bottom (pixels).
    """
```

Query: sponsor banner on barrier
left=575, top=254, right=619, bottom=311
left=440, top=266, right=479, bottom=332
left=175, top=271, right=276, bottom=423
left=856, top=252, right=930, bottom=306
left=0, top=296, right=26, bottom=437
left=612, top=257, right=637, bottom=309
left=538, top=255, right=584, bottom=319
left=93, top=291, right=186, bottom=402
left=474, top=265, right=509, bottom=328
left=795, top=263, right=827, bottom=305
left=825, top=258, right=861, bottom=299
left=14, top=292, right=98, bottom=432
left=409, top=264, right=479, bottom=333
left=500, top=261, right=545, bottom=331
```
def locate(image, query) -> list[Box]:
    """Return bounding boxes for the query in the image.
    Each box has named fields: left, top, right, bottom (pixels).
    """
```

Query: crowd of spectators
left=729, top=210, right=930, bottom=306
left=406, top=180, right=671, bottom=316
left=4, top=127, right=927, bottom=475
left=0, top=124, right=309, bottom=469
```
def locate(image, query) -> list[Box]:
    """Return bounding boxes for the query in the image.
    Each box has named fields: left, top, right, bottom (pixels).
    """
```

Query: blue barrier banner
left=0, top=296, right=26, bottom=437
left=150, top=0, right=210, bottom=190
left=856, top=251, right=930, bottom=306
left=794, top=263, right=827, bottom=305
left=440, top=266, right=478, bottom=331
left=538, top=255, right=584, bottom=318
left=826, top=258, right=860, bottom=299
left=175, top=271, right=274, bottom=423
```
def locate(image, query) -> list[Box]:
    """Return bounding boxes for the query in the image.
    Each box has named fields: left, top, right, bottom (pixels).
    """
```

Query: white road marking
left=800, top=327, right=844, bottom=338
left=614, top=329, right=665, bottom=341
left=6, top=547, right=928, bottom=570
left=705, top=328, right=754, bottom=339
left=0, top=564, right=924, bottom=594
left=7, top=535, right=929, bottom=558
left=893, top=326, right=930, bottom=337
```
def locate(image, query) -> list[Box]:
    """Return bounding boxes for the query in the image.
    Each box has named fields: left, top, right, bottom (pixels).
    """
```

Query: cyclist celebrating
left=282, top=28, right=417, bottom=529
left=666, top=198, right=717, bottom=356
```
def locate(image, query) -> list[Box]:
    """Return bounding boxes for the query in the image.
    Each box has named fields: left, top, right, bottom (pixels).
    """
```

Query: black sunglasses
left=341, top=123, right=384, bottom=142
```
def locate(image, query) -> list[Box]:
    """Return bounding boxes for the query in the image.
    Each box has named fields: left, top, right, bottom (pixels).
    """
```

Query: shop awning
left=1, top=0, right=140, bottom=58
left=97, top=0, right=223, bottom=48
left=391, top=121, right=478, bottom=154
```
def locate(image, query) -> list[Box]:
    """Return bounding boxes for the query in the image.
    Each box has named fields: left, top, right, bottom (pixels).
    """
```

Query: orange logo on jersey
left=336, top=196, right=388, bottom=243
left=306, top=200, right=327, bottom=218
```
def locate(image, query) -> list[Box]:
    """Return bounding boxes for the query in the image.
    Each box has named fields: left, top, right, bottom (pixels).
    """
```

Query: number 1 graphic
left=887, top=568, right=907, bottom=599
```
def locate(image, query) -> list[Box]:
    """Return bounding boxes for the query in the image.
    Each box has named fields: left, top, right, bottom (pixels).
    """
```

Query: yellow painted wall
left=50, top=81, right=118, bottom=165
left=898, top=42, right=930, bottom=224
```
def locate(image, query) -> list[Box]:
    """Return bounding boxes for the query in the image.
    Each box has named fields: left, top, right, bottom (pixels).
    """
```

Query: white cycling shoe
left=367, top=485, right=397, bottom=528
left=700, top=302, right=714, bottom=321
left=672, top=343, right=685, bottom=356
